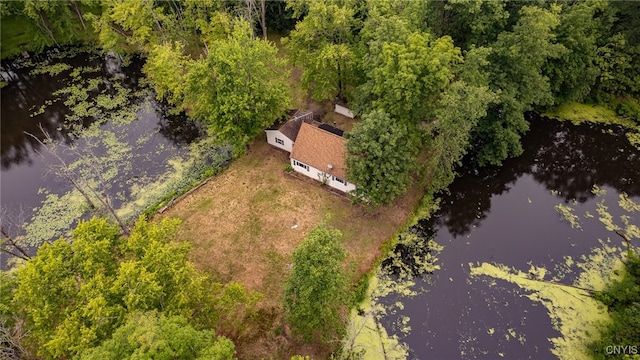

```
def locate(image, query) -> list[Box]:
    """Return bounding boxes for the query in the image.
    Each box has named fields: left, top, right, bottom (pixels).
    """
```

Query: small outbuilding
left=334, top=102, right=355, bottom=119
left=265, top=110, right=313, bottom=152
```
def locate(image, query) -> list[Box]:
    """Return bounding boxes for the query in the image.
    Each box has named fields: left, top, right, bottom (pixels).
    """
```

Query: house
left=266, top=112, right=356, bottom=194
left=265, top=110, right=313, bottom=152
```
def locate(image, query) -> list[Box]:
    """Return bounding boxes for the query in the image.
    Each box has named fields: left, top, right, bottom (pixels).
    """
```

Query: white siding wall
left=265, top=130, right=294, bottom=152
left=334, top=104, right=355, bottom=118
left=290, top=158, right=356, bottom=194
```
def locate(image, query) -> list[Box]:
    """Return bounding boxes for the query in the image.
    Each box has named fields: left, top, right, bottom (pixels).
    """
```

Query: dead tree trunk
left=25, top=128, right=130, bottom=236
left=71, top=2, right=86, bottom=30
left=25, top=131, right=97, bottom=209
left=0, top=227, right=31, bottom=261
left=145, top=0, right=167, bottom=43
left=260, top=0, right=267, bottom=39
left=37, top=11, right=59, bottom=46
left=615, top=230, right=634, bottom=256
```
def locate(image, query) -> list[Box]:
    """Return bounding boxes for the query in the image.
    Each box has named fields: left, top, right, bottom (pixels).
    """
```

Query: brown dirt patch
left=160, top=133, right=423, bottom=359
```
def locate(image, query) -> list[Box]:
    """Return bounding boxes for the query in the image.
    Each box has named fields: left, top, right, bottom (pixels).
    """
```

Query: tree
left=23, top=0, right=76, bottom=45
left=9, top=217, right=253, bottom=358
left=545, top=0, right=607, bottom=102
left=593, top=1, right=640, bottom=99
left=80, top=311, right=236, bottom=359
left=183, top=19, right=289, bottom=151
left=431, top=81, right=497, bottom=190
left=356, top=13, right=462, bottom=122
left=87, top=0, right=174, bottom=53
left=284, top=1, right=358, bottom=101
left=346, top=110, right=419, bottom=207
left=283, top=223, right=349, bottom=342
left=441, top=0, right=509, bottom=49
left=143, top=41, right=189, bottom=105
left=475, top=4, right=565, bottom=166
left=0, top=207, right=31, bottom=262
left=26, top=128, right=130, bottom=235
left=0, top=272, right=28, bottom=360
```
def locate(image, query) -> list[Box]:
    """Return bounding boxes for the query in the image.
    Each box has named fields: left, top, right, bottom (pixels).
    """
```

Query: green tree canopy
left=355, top=13, right=462, bottom=123
left=284, top=223, right=349, bottom=342
left=442, top=0, right=509, bottom=49
left=80, top=311, right=236, bottom=360
left=431, top=81, right=497, bottom=190
left=284, top=1, right=358, bottom=101
left=475, top=4, right=565, bottom=166
left=544, top=0, right=607, bottom=102
left=346, top=110, right=419, bottom=206
left=184, top=19, right=289, bottom=151
left=9, top=217, right=255, bottom=359
left=87, top=0, right=173, bottom=53
left=143, top=41, right=189, bottom=105
left=23, top=0, right=78, bottom=45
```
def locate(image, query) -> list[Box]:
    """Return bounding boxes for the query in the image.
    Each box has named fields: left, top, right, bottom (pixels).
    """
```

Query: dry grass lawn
left=160, top=133, right=424, bottom=359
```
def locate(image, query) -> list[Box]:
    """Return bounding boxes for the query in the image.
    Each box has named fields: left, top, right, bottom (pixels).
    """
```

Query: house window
left=275, top=138, right=284, bottom=146
left=333, top=176, right=346, bottom=185
left=293, top=160, right=309, bottom=171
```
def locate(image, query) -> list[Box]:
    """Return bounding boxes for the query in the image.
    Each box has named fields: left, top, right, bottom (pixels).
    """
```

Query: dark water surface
left=380, top=116, right=640, bottom=359
left=1, top=48, right=202, bottom=264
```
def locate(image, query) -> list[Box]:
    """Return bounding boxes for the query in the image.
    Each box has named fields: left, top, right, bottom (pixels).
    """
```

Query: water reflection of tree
left=0, top=66, right=71, bottom=169
left=435, top=116, right=640, bottom=238
left=156, top=106, right=205, bottom=147
left=528, top=121, right=640, bottom=201
left=0, top=52, right=97, bottom=170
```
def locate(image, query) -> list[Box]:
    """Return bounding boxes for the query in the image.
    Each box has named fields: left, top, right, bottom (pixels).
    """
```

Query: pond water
left=0, top=48, right=206, bottom=265
left=373, top=116, right=640, bottom=359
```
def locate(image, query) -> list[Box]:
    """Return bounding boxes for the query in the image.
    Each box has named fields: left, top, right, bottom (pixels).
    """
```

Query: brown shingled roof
left=268, top=110, right=314, bottom=141
left=290, top=122, right=349, bottom=179
left=279, top=116, right=305, bottom=141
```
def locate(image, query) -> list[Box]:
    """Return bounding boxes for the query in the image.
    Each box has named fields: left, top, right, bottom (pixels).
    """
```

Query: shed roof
left=267, top=110, right=313, bottom=141
left=290, top=122, right=349, bottom=180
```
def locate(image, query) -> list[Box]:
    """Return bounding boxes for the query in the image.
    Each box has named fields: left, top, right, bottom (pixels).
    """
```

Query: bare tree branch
left=24, top=126, right=130, bottom=235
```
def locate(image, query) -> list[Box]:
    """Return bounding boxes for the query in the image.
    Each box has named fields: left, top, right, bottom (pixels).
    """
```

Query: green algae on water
left=555, top=203, right=581, bottom=229
left=343, top=275, right=409, bottom=360
left=469, top=240, right=629, bottom=360
left=344, top=233, right=443, bottom=359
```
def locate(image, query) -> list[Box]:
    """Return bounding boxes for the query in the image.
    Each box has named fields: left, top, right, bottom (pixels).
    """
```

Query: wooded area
left=1, top=0, right=640, bottom=358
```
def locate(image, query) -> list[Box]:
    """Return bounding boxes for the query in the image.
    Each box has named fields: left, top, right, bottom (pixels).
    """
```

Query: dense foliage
left=284, top=1, right=358, bottom=101
left=346, top=110, right=418, bottom=206
left=590, top=253, right=640, bottom=359
left=184, top=20, right=289, bottom=149
left=1, top=217, right=256, bottom=359
left=284, top=224, right=349, bottom=343
left=3, top=0, right=639, bottom=174
left=80, top=311, right=236, bottom=360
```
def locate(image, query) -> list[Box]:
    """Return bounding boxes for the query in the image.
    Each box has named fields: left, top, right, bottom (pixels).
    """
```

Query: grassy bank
left=543, top=100, right=638, bottom=127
